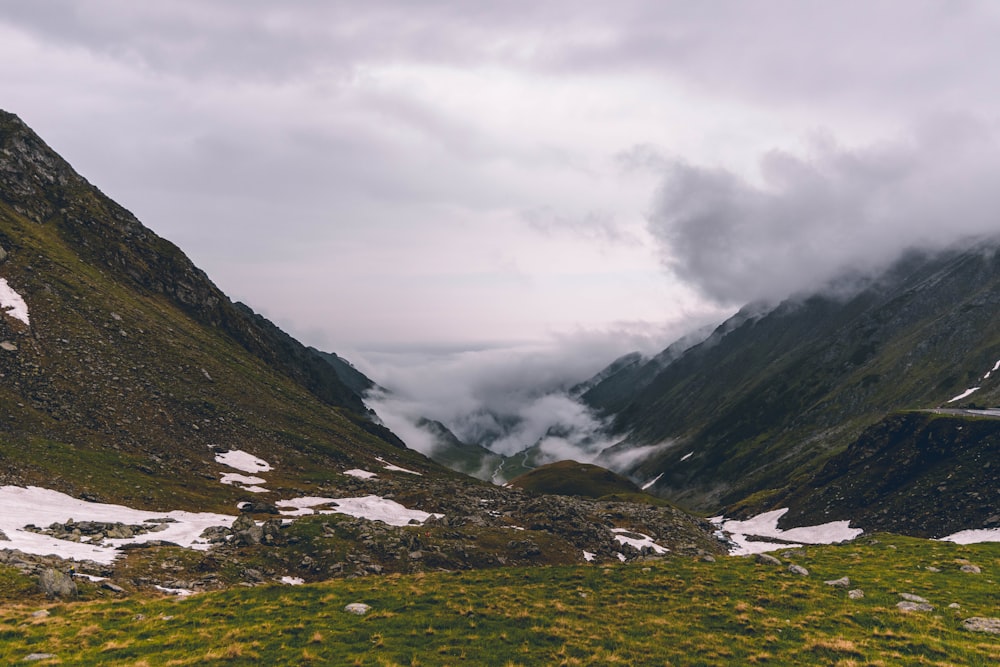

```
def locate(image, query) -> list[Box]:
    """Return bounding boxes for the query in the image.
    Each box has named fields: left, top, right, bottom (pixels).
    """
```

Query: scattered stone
left=960, top=564, right=981, bottom=574
left=31, top=610, right=50, bottom=618
left=948, top=603, right=961, bottom=609
left=848, top=589, right=864, bottom=600
left=344, top=603, right=371, bottom=615
left=22, top=654, right=57, bottom=662
left=101, top=581, right=125, bottom=593
left=37, top=569, right=77, bottom=598
left=925, top=566, right=940, bottom=573
left=899, top=593, right=929, bottom=603
left=787, top=564, right=809, bottom=576
left=824, top=576, right=850, bottom=588
left=897, top=601, right=934, bottom=612
left=754, top=553, right=781, bottom=566
left=0, top=341, right=16, bottom=352
left=701, top=555, right=716, bottom=563
left=962, top=617, right=1000, bottom=634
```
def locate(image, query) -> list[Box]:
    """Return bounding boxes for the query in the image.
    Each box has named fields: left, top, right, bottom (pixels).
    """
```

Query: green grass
left=2, top=535, right=997, bottom=665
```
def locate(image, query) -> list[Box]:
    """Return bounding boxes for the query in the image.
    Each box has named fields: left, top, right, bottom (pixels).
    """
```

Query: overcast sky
left=4, top=1, right=1000, bottom=363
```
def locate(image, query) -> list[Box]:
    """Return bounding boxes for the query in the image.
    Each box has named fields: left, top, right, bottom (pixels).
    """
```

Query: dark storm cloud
left=648, top=115, right=1000, bottom=305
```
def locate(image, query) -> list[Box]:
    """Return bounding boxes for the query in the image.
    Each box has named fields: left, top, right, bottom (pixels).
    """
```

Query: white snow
left=612, top=528, right=668, bottom=554
left=717, top=508, right=862, bottom=556
left=0, top=486, right=235, bottom=564
left=275, top=494, right=441, bottom=526
left=214, top=450, right=272, bottom=474
left=220, top=473, right=266, bottom=486
left=939, top=528, right=1000, bottom=544
left=680, top=452, right=694, bottom=461
left=280, top=576, right=305, bottom=585
left=376, top=457, right=422, bottom=475
left=616, top=552, right=626, bottom=562
left=582, top=551, right=595, bottom=562
left=154, top=585, right=195, bottom=597
left=73, top=573, right=107, bottom=582
left=947, top=387, right=980, bottom=403
left=344, top=469, right=377, bottom=479
left=641, top=473, right=664, bottom=491
left=0, top=278, right=29, bottom=325
left=984, top=360, right=1000, bottom=380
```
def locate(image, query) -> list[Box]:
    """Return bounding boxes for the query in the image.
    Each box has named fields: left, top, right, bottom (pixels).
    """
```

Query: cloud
left=357, top=318, right=721, bottom=465
left=648, top=115, right=1000, bottom=305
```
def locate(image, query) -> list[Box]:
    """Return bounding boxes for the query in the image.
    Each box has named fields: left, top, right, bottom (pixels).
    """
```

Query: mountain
left=582, top=244, right=1000, bottom=532
left=0, top=108, right=441, bottom=512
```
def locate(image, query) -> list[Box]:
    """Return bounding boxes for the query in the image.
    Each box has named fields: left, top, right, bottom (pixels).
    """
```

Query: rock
left=824, top=576, right=850, bottom=588
left=701, top=555, right=716, bottom=562
left=848, top=589, right=864, bottom=600
left=344, top=603, right=371, bottom=615
left=241, top=500, right=280, bottom=514
left=0, top=528, right=8, bottom=540
left=899, top=593, right=929, bottom=603
left=925, top=566, right=940, bottom=572
left=37, top=569, right=77, bottom=598
left=962, top=617, right=1000, bottom=634
left=231, top=514, right=255, bottom=532
left=22, top=654, right=57, bottom=662
left=0, top=245, right=7, bottom=263
left=754, top=553, right=781, bottom=566
left=897, top=601, right=934, bottom=612
left=948, top=603, right=961, bottom=609
left=960, top=564, right=981, bottom=574
left=101, top=581, right=125, bottom=593
left=31, top=610, right=50, bottom=618
left=787, top=564, right=809, bottom=576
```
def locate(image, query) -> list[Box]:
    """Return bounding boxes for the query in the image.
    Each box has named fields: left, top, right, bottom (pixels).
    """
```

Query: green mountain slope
left=0, top=110, right=444, bottom=511
left=584, top=245, right=1000, bottom=521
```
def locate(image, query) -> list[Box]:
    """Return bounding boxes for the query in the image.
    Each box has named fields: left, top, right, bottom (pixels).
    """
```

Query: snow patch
left=947, top=387, right=980, bottom=403
left=376, top=457, right=422, bottom=475
left=0, top=486, right=236, bottom=564
left=582, top=551, right=595, bottom=562
left=641, top=473, right=664, bottom=491
left=984, top=360, right=1000, bottom=380
left=220, top=473, right=266, bottom=486
left=280, top=576, right=305, bottom=585
left=154, top=585, right=195, bottom=597
left=612, top=528, right=668, bottom=554
left=939, top=528, right=1000, bottom=544
left=275, top=495, right=441, bottom=526
left=717, top=508, right=862, bottom=556
left=344, top=469, right=377, bottom=479
left=215, top=450, right=272, bottom=473
left=0, top=278, right=29, bottom=325
left=680, top=451, right=694, bottom=461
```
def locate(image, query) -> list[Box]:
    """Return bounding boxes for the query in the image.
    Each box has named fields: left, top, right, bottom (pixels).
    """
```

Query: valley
left=1, top=108, right=998, bottom=663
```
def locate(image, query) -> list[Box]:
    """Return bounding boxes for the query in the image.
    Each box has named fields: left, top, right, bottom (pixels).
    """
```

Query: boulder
left=38, top=569, right=77, bottom=598
left=962, top=617, right=1000, bottom=634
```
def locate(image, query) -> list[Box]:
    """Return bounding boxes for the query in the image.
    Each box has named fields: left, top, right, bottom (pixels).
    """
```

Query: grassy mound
left=507, top=460, right=644, bottom=500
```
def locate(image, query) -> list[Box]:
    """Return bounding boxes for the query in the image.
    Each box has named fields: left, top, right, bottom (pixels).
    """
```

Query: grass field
left=1, top=534, right=997, bottom=665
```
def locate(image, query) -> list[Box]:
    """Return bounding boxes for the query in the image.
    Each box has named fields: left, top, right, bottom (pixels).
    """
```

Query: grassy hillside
left=0, top=109, right=450, bottom=513
left=508, top=460, right=648, bottom=501
left=1, top=535, right=997, bottom=665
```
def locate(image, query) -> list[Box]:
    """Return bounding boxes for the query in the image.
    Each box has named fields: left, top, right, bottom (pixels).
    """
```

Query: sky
left=4, top=1, right=1000, bottom=462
